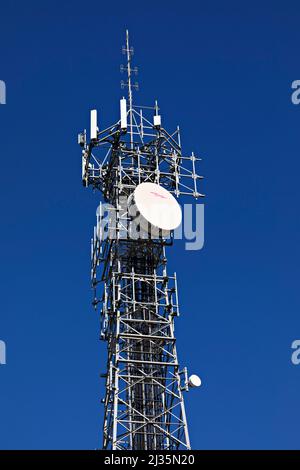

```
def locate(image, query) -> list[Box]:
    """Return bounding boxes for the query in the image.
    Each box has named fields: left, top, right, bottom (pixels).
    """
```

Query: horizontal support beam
left=120, top=318, right=170, bottom=325
left=119, top=333, right=175, bottom=341
left=118, top=358, right=178, bottom=367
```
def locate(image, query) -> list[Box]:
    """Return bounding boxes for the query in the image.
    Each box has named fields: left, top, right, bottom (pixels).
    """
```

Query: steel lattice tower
left=78, top=31, right=204, bottom=450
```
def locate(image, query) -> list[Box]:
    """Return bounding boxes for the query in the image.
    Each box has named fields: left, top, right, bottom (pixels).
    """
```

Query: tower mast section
left=78, top=30, right=204, bottom=450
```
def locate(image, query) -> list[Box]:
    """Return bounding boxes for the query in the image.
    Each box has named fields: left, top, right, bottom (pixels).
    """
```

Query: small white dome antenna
left=188, top=374, right=202, bottom=389
left=180, top=368, right=202, bottom=391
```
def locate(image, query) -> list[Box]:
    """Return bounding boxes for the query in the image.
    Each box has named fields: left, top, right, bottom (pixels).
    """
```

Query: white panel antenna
left=120, top=98, right=127, bottom=130
left=153, top=114, right=161, bottom=128
left=90, top=109, right=98, bottom=140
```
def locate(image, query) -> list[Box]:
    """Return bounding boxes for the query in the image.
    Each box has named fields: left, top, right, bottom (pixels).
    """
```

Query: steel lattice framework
left=78, top=31, right=204, bottom=450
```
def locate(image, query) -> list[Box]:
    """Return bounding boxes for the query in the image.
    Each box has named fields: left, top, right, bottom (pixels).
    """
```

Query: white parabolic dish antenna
left=128, top=182, right=182, bottom=237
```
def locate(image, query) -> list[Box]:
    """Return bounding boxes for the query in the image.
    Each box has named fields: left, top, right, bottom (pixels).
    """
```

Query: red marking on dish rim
left=150, top=191, right=167, bottom=199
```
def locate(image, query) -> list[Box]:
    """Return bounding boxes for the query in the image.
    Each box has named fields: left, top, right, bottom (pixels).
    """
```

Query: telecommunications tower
left=78, top=31, right=204, bottom=450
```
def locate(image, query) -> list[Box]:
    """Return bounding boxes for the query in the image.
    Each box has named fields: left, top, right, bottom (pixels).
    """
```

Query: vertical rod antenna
left=126, top=29, right=134, bottom=148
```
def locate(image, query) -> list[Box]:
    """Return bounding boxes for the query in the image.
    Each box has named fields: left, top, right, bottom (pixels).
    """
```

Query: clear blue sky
left=0, top=0, right=300, bottom=450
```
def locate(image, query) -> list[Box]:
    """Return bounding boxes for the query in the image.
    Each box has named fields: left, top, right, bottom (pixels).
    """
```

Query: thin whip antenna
left=126, top=30, right=133, bottom=114
left=121, top=29, right=138, bottom=149
left=126, top=30, right=133, bottom=149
